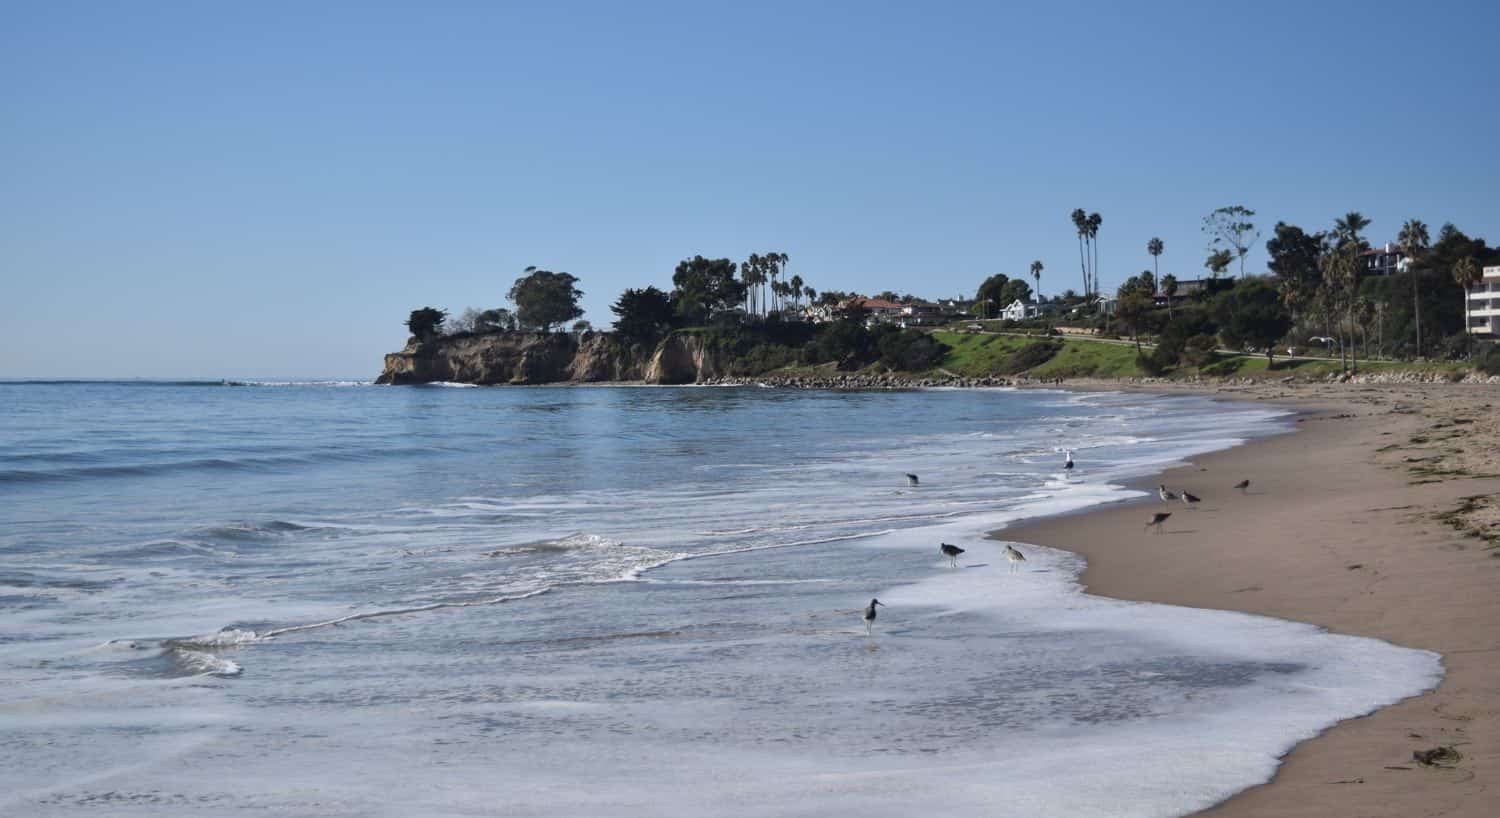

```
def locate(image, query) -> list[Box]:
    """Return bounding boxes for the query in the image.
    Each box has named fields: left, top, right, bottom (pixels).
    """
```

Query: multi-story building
left=1466, top=266, right=1500, bottom=337
left=1360, top=242, right=1409, bottom=277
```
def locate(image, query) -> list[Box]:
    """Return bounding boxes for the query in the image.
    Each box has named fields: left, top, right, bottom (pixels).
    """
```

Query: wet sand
left=1003, top=382, right=1500, bottom=817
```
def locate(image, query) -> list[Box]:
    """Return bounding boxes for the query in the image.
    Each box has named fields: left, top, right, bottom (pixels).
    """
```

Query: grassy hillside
left=935, top=332, right=1142, bottom=378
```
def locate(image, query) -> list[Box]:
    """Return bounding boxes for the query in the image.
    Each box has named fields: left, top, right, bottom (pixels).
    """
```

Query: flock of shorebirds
left=862, top=455, right=1253, bottom=636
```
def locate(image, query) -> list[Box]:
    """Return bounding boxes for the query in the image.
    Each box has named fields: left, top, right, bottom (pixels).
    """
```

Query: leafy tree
left=1181, top=334, right=1220, bottom=372
left=1030, top=260, right=1044, bottom=301
left=1319, top=247, right=1360, bottom=371
left=447, top=308, right=480, bottom=335
left=509, top=267, right=584, bottom=332
left=1115, top=287, right=1153, bottom=355
left=1000, top=279, right=1033, bottom=306
left=609, top=286, right=674, bottom=342
left=1397, top=219, right=1431, bottom=357
left=1265, top=222, right=1326, bottom=319
left=975, top=274, right=1011, bottom=318
left=1215, top=279, right=1292, bottom=365
left=406, top=307, right=448, bottom=341
left=1160, top=274, right=1178, bottom=318
left=571, top=320, right=592, bottom=334
left=1205, top=249, right=1234, bottom=277
left=672, top=256, right=745, bottom=325
left=476, top=307, right=517, bottom=332
left=1203, top=206, right=1259, bottom=277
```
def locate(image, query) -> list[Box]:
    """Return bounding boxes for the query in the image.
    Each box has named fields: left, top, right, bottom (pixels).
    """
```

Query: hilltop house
left=1152, top=276, right=1235, bottom=307
left=897, top=301, right=949, bottom=327
left=1361, top=243, right=1410, bottom=277
left=1000, top=299, right=1044, bottom=321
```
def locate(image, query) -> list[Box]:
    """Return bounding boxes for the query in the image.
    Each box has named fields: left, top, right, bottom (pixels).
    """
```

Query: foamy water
left=0, top=382, right=1439, bottom=816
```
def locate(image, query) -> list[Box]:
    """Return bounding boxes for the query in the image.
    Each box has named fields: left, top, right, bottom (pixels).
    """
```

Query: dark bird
left=1004, top=544, right=1027, bottom=573
left=1157, top=484, right=1178, bottom=503
left=940, top=543, right=965, bottom=568
left=1234, top=479, right=1250, bottom=494
left=1063, top=450, right=1074, bottom=471
left=862, top=598, right=884, bottom=635
left=1146, top=512, right=1172, bottom=533
left=905, top=473, right=920, bottom=487
left=1180, top=490, right=1202, bottom=507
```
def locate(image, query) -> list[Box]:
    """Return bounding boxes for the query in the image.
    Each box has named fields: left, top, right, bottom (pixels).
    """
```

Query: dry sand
left=1003, top=381, right=1500, bottom=817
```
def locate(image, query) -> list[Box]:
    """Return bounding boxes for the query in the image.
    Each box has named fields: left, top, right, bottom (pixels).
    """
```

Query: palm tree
left=1161, top=274, right=1177, bottom=319
left=1071, top=209, right=1089, bottom=300
left=1334, top=211, right=1371, bottom=251
left=1397, top=219, right=1430, bottom=358
left=1454, top=256, right=1482, bottom=356
left=789, top=275, right=804, bottom=310
left=1147, top=237, right=1163, bottom=283
left=741, top=253, right=761, bottom=317
left=1088, top=213, right=1103, bottom=299
left=1029, top=260, right=1043, bottom=301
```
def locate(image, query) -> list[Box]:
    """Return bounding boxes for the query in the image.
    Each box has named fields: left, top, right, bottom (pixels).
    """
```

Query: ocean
left=0, top=381, right=1440, bottom=817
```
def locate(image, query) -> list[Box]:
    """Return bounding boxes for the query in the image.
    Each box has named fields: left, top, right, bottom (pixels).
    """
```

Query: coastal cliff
left=375, top=332, right=731, bottom=386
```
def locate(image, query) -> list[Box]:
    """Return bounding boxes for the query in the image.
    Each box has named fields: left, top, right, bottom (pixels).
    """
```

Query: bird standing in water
left=1004, top=544, right=1027, bottom=573
left=862, top=598, right=884, bottom=636
left=1063, top=450, right=1074, bottom=471
left=905, top=473, right=920, bottom=487
left=939, top=543, right=965, bottom=568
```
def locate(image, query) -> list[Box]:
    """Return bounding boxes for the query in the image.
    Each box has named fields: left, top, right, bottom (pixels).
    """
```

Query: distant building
left=1152, top=276, right=1235, bottom=306
left=1360, top=242, right=1410, bottom=277
left=1000, top=299, right=1043, bottom=321
left=1467, top=266, right=1500, bottom=337
left=896, top=302, right=949, bottom=327
left=1095, top=295, right=1118, bottom=315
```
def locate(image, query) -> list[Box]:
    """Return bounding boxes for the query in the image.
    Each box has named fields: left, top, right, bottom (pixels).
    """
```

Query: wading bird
left=1158, top=484, right=1178, bottom=503
left=1146, top=512, right=1172, bottom=533
left=1234, top=479, right=1250, bottom=494
left=1063, top=450, right=1075, bottom=471
left=905, top=473, right=920, bottom=487
left=1180, top=490, right=1202, bottom=507
left=1004, top=544, right=1027, bottom=573
left=940, top=543, right=965, bottom=568
left=862, top=598, right=884, bottom=636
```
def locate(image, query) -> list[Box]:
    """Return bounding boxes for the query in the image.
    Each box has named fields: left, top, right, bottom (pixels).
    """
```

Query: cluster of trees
left=1111, top=207, right=1498, bottom=371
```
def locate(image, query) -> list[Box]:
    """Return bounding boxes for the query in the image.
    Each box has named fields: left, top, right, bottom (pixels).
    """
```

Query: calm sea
left=0, top=381, right=1439, bottom=817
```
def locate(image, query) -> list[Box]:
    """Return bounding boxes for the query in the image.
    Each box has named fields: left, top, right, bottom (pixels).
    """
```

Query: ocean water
left=0, top=381, right=1440, bottom=817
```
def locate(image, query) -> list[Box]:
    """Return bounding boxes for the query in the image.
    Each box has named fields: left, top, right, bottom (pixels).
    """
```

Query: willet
left=905, top=473, right=920, bottom=487
left=939, top=543, right=965, bottom=568
left=1063, top=450, right=1074, bottom=471
left=1004, top=544, right=1027, bottom=573
left=1180, top=490, right=1202, bottom=507
left=862, top=598, right=884, bottom=635
left=1158, top=484, right=1178, bottom=503
left=1234, top=479, right=1250, bottom=494
left=1146, top=511, right=1172, bottom=533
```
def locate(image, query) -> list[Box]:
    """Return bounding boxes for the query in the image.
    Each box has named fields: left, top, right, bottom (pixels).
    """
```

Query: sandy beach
left=1003, top=382, right=1500, bottom=816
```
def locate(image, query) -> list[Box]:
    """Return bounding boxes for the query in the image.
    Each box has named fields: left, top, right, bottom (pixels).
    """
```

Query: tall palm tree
left=742, top=253, right=761, bottom=317
left=1147, top=237, right=1163, bottom=283
left=1029, top=260, right=1043, bottom=301
left=1161, top=274, right=1177, bottom=319
left=1071, top=209, right=1089, bottom=300
left=1453, top=255, right=1482, bottom=356
left=1088, top=213, right=1103, bottom=299
left=1397, top=219, right=1430, bottom=358
left=789, top=274, right=804, bottom=310
left=1334, top=211, right=1371, bottom=250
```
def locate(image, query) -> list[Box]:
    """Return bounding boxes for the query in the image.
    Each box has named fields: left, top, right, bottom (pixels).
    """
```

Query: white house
left=1000, top=299, right=1042, bottom=321
left=1466, top=266, right=1500, bottom=337
left=1095, top=295, right=1118, bottom=315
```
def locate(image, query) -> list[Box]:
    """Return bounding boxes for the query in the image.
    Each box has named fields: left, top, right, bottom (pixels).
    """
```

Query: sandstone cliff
left=375, top=332, right=732, bottom=386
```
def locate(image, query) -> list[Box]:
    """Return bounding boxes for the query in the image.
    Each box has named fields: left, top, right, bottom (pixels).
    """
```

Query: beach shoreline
left=998, top=382, right=1500, bottom=817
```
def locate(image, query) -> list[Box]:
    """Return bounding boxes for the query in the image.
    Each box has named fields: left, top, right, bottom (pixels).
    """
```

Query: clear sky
left=4, top=1, right=1497, bottom=378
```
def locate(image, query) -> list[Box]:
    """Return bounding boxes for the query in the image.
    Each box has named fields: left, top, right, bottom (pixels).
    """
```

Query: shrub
left=878, top=330, right=951, bottom=371
left=1001, top=340, right=1062, bottom=374
left=1478, top=345, right=1500, bottom=376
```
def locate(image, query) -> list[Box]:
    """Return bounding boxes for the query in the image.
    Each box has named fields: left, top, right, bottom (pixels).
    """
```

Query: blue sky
left=3, top=1, right=1497, bottom=378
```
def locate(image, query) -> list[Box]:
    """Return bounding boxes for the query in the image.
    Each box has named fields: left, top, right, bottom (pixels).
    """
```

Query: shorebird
left=862, top=598, right=884, bottom=636
left=939, top=543, right=965, bottom=568
left=905, top=473, right=920, bottom=487
left=1063, top=450, right=1075, bottom=471
left=1146, top=512, right=1172, bottom=533
left=1233, top=479, right=1250, bottom=494
left=1004, top=544, right=1027, bottom=573
left=1180, top=490, right=1202, bottom=507
left=1157, top=484, right=1178, bottom=503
